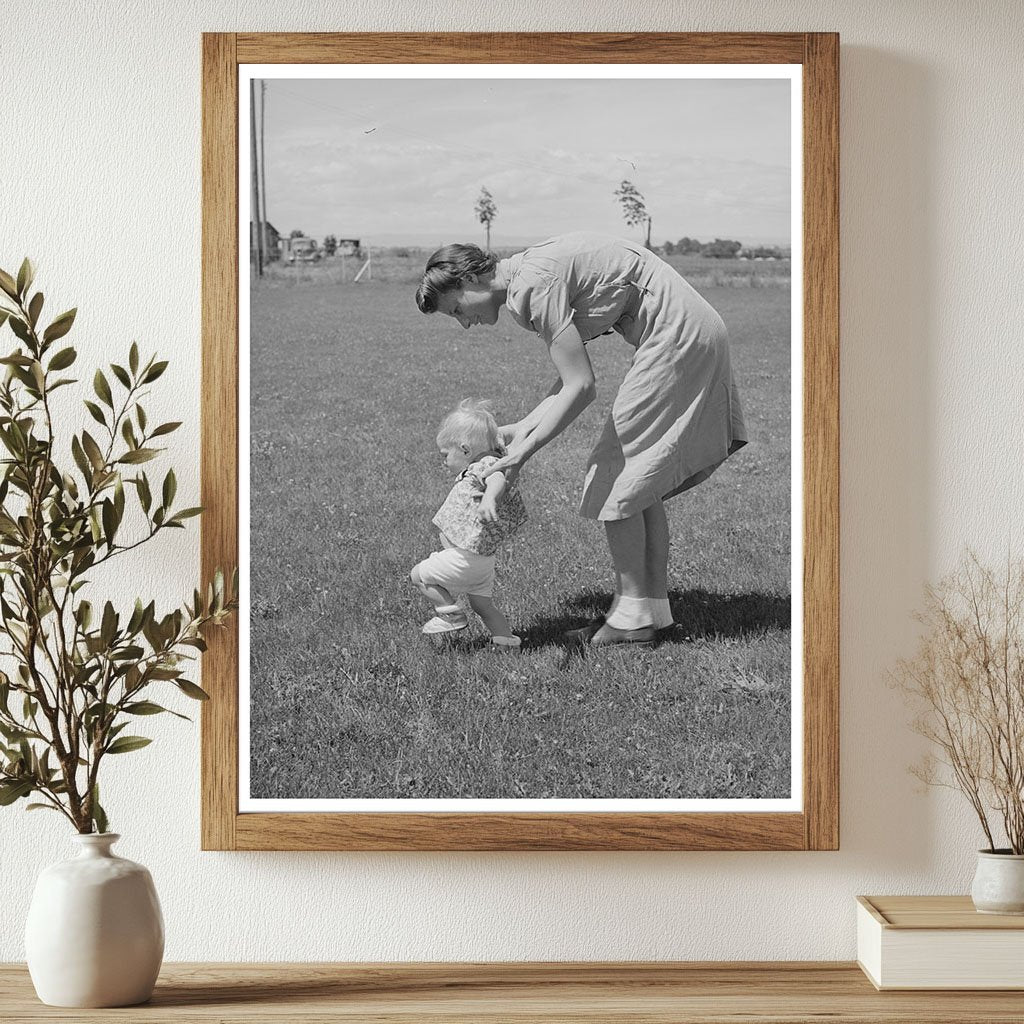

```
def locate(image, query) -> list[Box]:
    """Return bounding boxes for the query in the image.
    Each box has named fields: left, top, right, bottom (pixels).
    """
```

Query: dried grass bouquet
left=895, top=552, right=1024, bottom=853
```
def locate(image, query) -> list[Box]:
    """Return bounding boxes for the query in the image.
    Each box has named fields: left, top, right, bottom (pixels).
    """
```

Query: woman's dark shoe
left=565, top=616, right=656, bottom=648
left=589, top=621, right=656, bottom=647
left=563, top=617, right=605, bottom=645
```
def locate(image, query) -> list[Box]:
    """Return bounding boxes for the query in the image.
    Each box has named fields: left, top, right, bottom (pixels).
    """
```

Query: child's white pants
left=414, top=546, right=496, bottom=598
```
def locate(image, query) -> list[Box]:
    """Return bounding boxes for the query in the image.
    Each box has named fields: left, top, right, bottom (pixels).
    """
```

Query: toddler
left=410, top=399, right=527, bottom=649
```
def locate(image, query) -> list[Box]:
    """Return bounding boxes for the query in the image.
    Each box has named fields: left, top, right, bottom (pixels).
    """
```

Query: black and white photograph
left=240, top=66, right=801, bottom=811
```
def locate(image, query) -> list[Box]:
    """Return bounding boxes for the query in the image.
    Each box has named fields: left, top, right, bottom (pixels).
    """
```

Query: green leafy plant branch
left=0, top=259, right=236, bottom=833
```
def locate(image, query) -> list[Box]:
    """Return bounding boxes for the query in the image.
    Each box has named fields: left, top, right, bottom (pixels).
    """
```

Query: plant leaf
left=0, top=779, right=33, bottom=805
left=124, top=701, right=166, bottom=715
left=125, top=700, right=189, bottom=721
left=136, top=473, right=152, bottom=513
left=0, top=269, right=18, bottom=300
left=110, top=363, right=131, bottom=389
left=101, top=498, right=117, bottom=547
left=93, top=369, right=113, bottom=409
left=8, top=317, right=31, bottom=344
left=129, top=342, right=139, bottom=375
left=100, top=601, right=117, bottom=647
left=27, top=292, right=43, bottom=328
left=142, top=360, right=168, bottom=383
left=168, top=507, right=203, bottom=524
left=47, top=346, right=76, bottom=371
left=81, top=431, right=105, bottom=472
left=16, top=258, right=35, bottom=298
left=162, top=468, right=176, bottom=509
left=91, top=784, right=108, bottom=834
left=71, top=435, right=92, bottom=483
left=150, top=422, right=182, bottom=438
left=105, top=736, right=152, bottom=754
left=175, top=679, right=210, bottom=701
left=83, top=400, right=107, bottom=427
left=121, top=418, right=138, bottom=449
left=42, top=308, right=77, bottom=344
left=118, top=448, right=158, bottom=465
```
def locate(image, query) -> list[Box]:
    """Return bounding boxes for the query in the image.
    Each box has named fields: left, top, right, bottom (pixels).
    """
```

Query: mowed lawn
left=248, top=268, right=792, bottom=800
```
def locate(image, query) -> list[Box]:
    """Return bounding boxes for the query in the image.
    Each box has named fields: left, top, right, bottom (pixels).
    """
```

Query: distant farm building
left=249, top=220, right=282, bottom=262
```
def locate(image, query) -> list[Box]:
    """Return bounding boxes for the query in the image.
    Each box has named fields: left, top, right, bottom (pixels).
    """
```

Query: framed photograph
left=201, top=32, right=838, bottom=851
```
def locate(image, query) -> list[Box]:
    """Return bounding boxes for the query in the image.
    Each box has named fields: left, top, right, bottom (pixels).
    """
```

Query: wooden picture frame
left=201, top=32, right=838, bottom=851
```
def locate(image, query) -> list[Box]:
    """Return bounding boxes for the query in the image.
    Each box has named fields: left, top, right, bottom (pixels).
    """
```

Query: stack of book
left=857, top=895, right=1024, bottom=990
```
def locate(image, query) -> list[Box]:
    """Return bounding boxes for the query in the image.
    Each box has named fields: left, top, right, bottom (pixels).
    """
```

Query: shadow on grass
left=519, top=587, right=791, bottom=651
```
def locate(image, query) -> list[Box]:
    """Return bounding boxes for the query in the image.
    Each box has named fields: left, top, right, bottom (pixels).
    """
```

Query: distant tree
left=676, top=236, right=703, bottom=255
left=662, top=240, right=676, bottom=256
left=614, top=180, right=652, bottom=248
left=744, top=245, right=783, bottom=260
left=704, top=238, right=743, bottom=258
left=289, top=228, right=305, bottom=239
left=323, top=234, right=338, bottom=256
left=474, top=187, right=498, bottom=250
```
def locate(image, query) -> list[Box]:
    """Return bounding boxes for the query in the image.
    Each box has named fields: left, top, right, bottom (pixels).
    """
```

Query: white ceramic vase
left=24, top=833, right=164, bottom=1007
left=971, top=849, right=1024, bottom=915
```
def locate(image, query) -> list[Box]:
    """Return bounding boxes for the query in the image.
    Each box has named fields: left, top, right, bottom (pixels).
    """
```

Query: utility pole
left=250, top=79, right=263, bottom=276
left=260, top=80, right=269, bottom=264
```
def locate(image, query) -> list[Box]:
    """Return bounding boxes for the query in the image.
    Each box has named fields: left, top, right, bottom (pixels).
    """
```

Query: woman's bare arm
left=486, top=325, right=596, bottom=481
left=499, top=381, right=562, bottom=444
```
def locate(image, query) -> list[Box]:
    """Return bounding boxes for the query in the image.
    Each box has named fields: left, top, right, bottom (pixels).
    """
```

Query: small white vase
left=25, top=833, right=164, bottom=1007
left=971, top=849, right=1024, bottom=915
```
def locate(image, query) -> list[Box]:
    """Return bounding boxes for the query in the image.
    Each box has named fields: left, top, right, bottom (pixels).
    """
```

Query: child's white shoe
left=422, top=606, right=469, bottom=634
left=490, top=635, right=522, bottom=650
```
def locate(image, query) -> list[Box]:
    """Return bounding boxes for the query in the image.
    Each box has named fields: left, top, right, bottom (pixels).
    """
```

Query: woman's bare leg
left=604, top=514, right=647, bottom=598
left=600, top=513, right=655, bottom=633
left=642, top=499, right=674, bottom=628
left=642, top=499, right=670, bottom=599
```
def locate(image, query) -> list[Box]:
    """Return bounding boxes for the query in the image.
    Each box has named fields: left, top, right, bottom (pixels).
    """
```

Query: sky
left=253, top=74, right=793, bottom=249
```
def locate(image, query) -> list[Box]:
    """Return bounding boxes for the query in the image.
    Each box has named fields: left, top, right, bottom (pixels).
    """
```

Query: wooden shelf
left=4, top=962, right=1024, bottom=1022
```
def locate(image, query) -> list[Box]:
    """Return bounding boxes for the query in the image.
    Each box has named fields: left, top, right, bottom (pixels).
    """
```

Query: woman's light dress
left=500, top=232, right=748, bottom=521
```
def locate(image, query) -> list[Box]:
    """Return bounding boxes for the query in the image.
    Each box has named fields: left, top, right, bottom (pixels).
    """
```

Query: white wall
left=2, top=0, right=1022, bottom=961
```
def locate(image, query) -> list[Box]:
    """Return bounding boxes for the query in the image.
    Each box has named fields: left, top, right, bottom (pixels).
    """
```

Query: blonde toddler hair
left=436, top=399, right=504, bottom=456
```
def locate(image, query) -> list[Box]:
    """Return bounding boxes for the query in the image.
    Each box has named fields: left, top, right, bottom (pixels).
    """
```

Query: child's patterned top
left=432, top=454, right=527, bottom=556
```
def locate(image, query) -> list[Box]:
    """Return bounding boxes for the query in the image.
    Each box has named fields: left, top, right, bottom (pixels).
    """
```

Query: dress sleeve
left=507, top=271, right=574, bottom=344
left=464, top=456, right=498, bottom=490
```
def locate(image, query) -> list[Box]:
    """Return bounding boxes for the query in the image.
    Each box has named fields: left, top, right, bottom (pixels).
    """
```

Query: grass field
left=247, top=262, right=792, bottom=800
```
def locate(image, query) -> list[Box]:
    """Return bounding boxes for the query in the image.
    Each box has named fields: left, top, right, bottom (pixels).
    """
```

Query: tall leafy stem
left=0, top=259, right=236, bottom=833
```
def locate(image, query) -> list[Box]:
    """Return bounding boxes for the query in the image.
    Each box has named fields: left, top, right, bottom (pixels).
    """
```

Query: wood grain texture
left=862, top=896, right=1024, bottom=930
left=201, top=32, right=841, bottom=851
left=3, top=962, right=1023, bottom=1023
left=234, top=811, right=806, bottom=852
left=200, top=32, right=239, bottom=852
left=801, top=33, right=840, bottom=852
left=235, top=32, right=807, bottom=64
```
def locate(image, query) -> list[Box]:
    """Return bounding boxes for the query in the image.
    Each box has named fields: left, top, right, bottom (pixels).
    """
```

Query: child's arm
left=478, top=470, right=507, bottom=523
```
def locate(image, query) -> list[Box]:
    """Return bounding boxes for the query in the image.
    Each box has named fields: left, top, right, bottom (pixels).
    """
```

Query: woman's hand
left=497, top=422, right=521, bottom=447
left=479, top=442, right=530, bottom=488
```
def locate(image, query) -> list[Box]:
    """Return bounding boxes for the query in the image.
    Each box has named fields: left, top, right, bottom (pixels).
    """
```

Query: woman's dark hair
left=415, top=243, right=497, bottom=314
